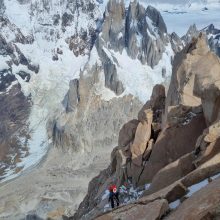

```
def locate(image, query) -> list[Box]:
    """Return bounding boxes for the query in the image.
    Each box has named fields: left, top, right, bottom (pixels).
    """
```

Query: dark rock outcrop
left=0, top=0, right=5, bottom=15
left=170, top=32, right=183, bottom=53
left=0, top=83, right=31, bottom=179
left=181, top=24, right=200, bottom=44
left=203, top=24, right=220, bottom=57
left=0, top=15, right=37, bottom=181
left=0, top=18, right=39, bottom=78
left=96, top=0, right=169, bottom=95
left=63, top=79, right=80, bottom=112
left=100, top=0, right=168, bottom=67
left=96, top=45, right=125, bottom=95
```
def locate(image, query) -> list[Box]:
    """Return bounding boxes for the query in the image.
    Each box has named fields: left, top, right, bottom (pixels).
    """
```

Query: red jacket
left=109, top=184, right=117, bottom=193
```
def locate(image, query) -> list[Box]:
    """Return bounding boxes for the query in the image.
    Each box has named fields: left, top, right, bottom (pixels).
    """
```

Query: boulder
left=62, top=79, right=80, bottom=113
left=138, top=113, right=206, bottom=185
left=138, top=84, right=165, bottom=123
left=147, top=153, right=195, bottom=194
left=193, top=52, right=220, bottom=125
left=166, top=177, right=220, bottom=220
left=165, top=35, right=208, bottom=111
left=194, top=135, right=220, bottom=167
left=118, top=120, right=139, bottom=147
left=27, top=63, right=39, bottom=73
left=140, top=182, right=187, bottom=204
left=205, top=122, right=220, bottom=143
left=131, top=109, right=153, bottom=166
left=96, top=199, right=169, bottom=220
left=166, top=33, right=220, bottom=126
left=182, top=152, right=220, bottom=188
left=17, top=71, right=31, bottom=82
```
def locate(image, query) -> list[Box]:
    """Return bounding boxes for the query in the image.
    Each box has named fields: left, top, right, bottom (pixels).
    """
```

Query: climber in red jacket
left=108, top=184, right=120, bottom=209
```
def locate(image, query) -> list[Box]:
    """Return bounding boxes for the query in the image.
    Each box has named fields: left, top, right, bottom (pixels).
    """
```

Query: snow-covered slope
left=0, top=0, right=102, bottom=181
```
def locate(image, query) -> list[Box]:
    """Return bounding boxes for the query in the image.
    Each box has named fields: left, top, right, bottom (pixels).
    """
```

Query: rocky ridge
left=72, top=33, right=220, bottom=220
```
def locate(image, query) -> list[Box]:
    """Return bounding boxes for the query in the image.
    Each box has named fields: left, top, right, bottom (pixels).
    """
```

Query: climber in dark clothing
left=108, top=184, right=120, bottom=209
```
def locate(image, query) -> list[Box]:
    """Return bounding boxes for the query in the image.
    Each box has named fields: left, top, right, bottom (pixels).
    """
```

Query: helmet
left=109, top=184, right=117, bottom=193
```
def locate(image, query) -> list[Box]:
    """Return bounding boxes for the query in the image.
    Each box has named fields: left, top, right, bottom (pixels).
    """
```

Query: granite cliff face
left=100, top=0, right=168, bottom=67
left=72, top=34, right=220, bottom=220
